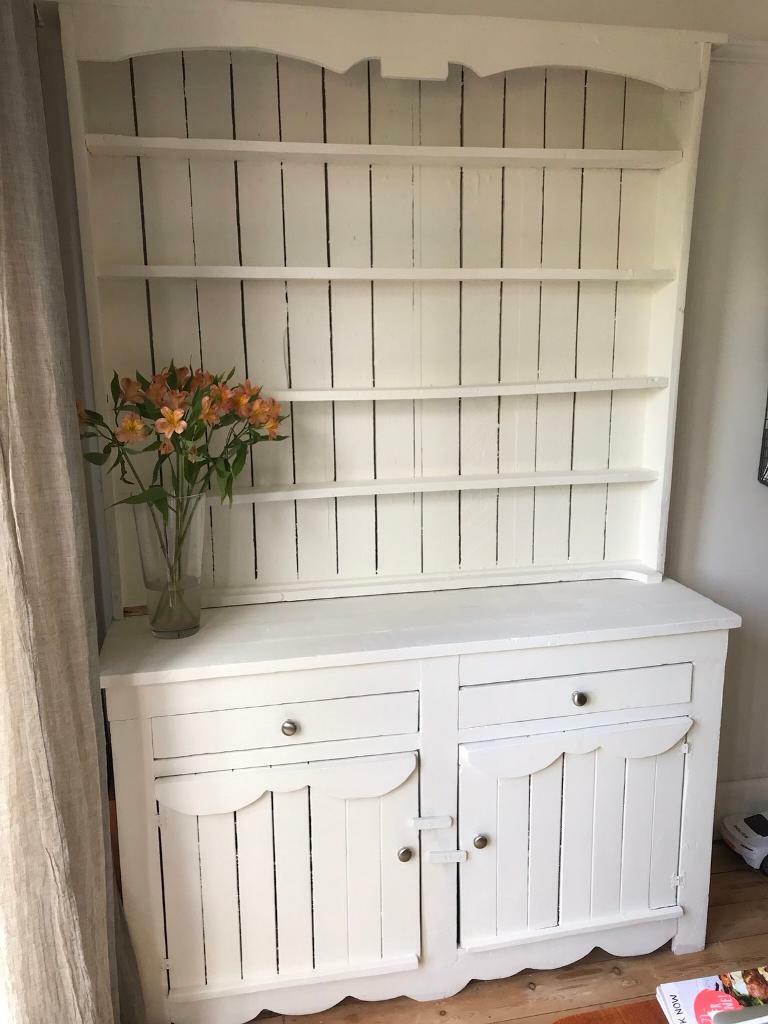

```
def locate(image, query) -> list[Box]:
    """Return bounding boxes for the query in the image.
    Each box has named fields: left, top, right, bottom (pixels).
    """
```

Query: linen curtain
left=0, top=1, right=140, bottom=1020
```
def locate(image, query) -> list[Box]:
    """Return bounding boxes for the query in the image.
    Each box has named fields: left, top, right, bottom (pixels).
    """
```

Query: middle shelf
left=98, top=265, right=676, bottom=282
left=270, top=377, right=668, bottom=402
left=227, top=468, right=658, bottom=505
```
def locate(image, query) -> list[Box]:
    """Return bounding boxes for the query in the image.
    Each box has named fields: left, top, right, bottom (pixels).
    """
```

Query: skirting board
left=715, top=777, right=768, bottom=829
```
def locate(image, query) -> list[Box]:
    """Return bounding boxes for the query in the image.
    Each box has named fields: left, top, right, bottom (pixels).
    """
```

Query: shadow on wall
left=667, top=53, right=768, bottom=796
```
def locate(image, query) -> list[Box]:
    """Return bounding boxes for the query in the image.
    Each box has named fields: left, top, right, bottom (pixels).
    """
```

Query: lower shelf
left=203, top=561, right=662, bottom=607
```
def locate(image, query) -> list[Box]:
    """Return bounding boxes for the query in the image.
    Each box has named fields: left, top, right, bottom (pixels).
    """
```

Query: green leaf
left=231, top=444, right=247, bottom=478
left=141, top=439, right=161, bottom=452
left=110, top=371, right=121, bottom=406
left=84, top=407, right=105, bottom=426
left=136, top=371, right=150, bottom=389
left=111, top=485, right=168, bottom=508
left=83, top=450, right=110, bottom=466
left=224, top=366, right=236, bottom=383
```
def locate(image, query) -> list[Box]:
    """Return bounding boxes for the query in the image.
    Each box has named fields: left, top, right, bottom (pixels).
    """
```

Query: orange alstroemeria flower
left=155, top=407, right=187, bottom=440
left=116, top=412, right=149, bottom=445
left=209, top=383, right=233, bottom=413
left=249, top=397, right=282, bottom=439
left=146, top=377, right=168, bottom=407
left=120, top=377, right=144, bottom=403
left=189, top=368, right=213, bottom=392
left=176, top=366, right=192, bottom=387
left=199, top=395, right=220, bottom=427
left=163, top=388, right=190, bottom=411
left=76, top=399, right=89, bottom=425
left=159, top=439, right=174, bottom=455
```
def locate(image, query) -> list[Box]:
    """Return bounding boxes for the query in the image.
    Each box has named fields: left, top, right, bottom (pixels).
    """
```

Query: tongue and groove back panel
left=78, top=49, right=703, bottom=610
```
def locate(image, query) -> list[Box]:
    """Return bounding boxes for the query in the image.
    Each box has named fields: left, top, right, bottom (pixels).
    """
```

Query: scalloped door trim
left=460, top=717, right=692, bottom=780
left=156, top=751, right=418, bottom=816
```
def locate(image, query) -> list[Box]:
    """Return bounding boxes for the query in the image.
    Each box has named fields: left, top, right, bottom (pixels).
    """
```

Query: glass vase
left=133, top=493, right=206, bottom=639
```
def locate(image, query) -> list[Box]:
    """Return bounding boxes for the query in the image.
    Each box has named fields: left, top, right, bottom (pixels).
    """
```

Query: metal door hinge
left=427, top=849, right=467, bottom=864
left=681, top=741, right=691, bottom=755
left=160, top=958, right=170, bottom=971
left=672, top=872, right=685, bottom=887
left=410, top=815, right=453, bottom=831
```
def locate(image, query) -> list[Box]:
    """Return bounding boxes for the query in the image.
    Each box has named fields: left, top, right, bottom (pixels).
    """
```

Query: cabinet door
left=459, top=717, right=690, bottom=951
left=155, top=752, right=420, bottom=996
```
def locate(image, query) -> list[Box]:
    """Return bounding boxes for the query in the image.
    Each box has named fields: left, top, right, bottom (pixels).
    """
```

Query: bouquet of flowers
left=78, top=363, right=286, bottom=637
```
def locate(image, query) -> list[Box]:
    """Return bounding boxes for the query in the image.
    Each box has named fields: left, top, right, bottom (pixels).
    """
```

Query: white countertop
left=100, top=579, right=740, bottom=687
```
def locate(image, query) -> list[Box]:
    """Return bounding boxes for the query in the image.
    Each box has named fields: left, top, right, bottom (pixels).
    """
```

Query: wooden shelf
left=99, top=265, right=675, bottom=283
left=228, top=469, right=658, bottom=505
left=271, top=378, right=669, bottom=402
left=85, top=134, right=683, bottom=170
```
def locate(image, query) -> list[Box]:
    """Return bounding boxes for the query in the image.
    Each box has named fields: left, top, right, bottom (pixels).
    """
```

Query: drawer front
left=459, top=662, right=692, bottom=730
left=152, top=690, right=419, bottom=759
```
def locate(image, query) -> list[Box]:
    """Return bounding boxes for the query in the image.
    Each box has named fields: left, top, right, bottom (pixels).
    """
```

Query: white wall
left=666, top=48, right=768, bottom=818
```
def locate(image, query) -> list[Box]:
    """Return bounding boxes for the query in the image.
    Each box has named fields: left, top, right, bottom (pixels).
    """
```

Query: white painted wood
left=268, top=378, right=669, bottom=402
left=591, top=747, right=626, bottom=919
left=151, top=690, right=419, bottom=759
left=99, top=264, right=675, bottom=282
left=527, top=756, right=563, bottom=931
left=458, top=762, right=500, bottom=946
left=649, top=742, right=687, bottom=910
left=380, top=769, right=421, bottom=960
left=310, top=789, right=350, bottom=969
left=236, top=795, right=278, bottom=980
left=559, top=751, right=596, bottom=924
left=620, top=754, right=659, bottom=914
left=459, top=662, right=692, bottom=729
left=224, top=468, right=658, bottom=505
left=197, top=813, right=241, bottom=987
left=160, top=808, right=206, bottom=990
left=86, top=135, right=684, bottom=169
left=273, top=786, right=314, bottom=975
left=65, top=2, right=723, bottom=91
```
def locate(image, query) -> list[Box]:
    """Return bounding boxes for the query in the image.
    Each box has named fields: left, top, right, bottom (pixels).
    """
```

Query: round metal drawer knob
left=473, top=834, right=489, bottom=850
left=397, top=846, right=414, bottom=862
left=571, top=690, right=589, bottom=708
left=281, top=719, right=299, bottom=736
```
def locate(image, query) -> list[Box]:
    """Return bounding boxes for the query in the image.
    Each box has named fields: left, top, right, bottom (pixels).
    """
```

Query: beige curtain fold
left=0, top=1, right=140, bottom=1020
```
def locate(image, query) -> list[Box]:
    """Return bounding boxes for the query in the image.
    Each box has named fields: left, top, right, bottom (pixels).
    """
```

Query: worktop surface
left=100, top=579, right=740, bottom=687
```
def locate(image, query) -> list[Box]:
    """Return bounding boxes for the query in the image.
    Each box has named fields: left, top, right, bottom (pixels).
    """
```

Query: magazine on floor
left=657, top=967, right=768, bottom=1024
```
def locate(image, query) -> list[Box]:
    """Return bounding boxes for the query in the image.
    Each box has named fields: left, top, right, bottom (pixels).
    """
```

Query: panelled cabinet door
left=155, top=752, right=421, bottom=997
left=458, top=717, right=691, bottom=951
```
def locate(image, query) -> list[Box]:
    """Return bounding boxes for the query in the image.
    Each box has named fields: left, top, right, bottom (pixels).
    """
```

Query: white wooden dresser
left=101, top=581, right=739, bottom=1023
left=61, top=1, right=741, bottom=1020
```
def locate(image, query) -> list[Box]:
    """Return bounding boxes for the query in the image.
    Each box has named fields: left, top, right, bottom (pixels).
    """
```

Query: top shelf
left=85, top=134, right=683, bottom=171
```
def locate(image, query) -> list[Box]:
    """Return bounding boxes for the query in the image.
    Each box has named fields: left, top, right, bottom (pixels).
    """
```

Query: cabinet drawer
left=152, top=690, right=419, bottom=759
left=459, top=663, right=692, bottom=730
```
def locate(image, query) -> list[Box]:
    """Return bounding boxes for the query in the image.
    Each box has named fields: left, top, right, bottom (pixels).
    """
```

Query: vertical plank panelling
left=278, top=58, right=337, bottom=582
left=324, top=63, right=376, bottom=580
left=528, top=755, right=563, bottom=930
left=591, top=749, right=626, bottom=919
left=380, top=770, right=420, bottom=959
left=620, top=754, right=657, bottom=913
left=233, top=51, right=298, bottom=588
left=496, top=775, right=531, bottom=936
left=81, top=59, right=150, bottom=607
left=418, top=69, right=462, bottom=575
left=310, top=790, right=350, bottom=969
left=197, top=811, right=241, bottom=986
left=569, top=73, right=624, bottom=564
left=459, top=71, right=505, bottom=571
left=497, top=68, right=545, bottom=569
left=605, top=79, right=661, bottom=563
left=184, top=51, right=257, bottom=590
left=160, top=808, right=206, bottom=990
left=273, top=787, right=314, bottom=975
left=131, top=54, right=214, bottom=586
left=559, top=751, right=596, bottom=924
left=346, top=796, right=384, bottom=961
left=236, top=795, right=278, bottom=980
left=369, top=67, right=421, bottom=576
left=649, top=742, right=686, bottom=909
left=534, top=70, right=585, bottom=566
left=459, top=764, right=498, bottom=946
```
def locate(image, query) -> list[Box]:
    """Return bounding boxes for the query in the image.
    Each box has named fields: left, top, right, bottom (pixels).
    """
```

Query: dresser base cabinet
left=102, top=581, right=739, bottom=1024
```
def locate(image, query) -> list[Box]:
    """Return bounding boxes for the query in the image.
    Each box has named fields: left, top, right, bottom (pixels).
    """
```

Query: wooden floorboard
left=270, top=844, right=768, bottom=1024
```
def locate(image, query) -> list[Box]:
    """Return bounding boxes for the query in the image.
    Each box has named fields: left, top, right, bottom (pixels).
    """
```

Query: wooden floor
left=271, top=844, right=768, bottom=1024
